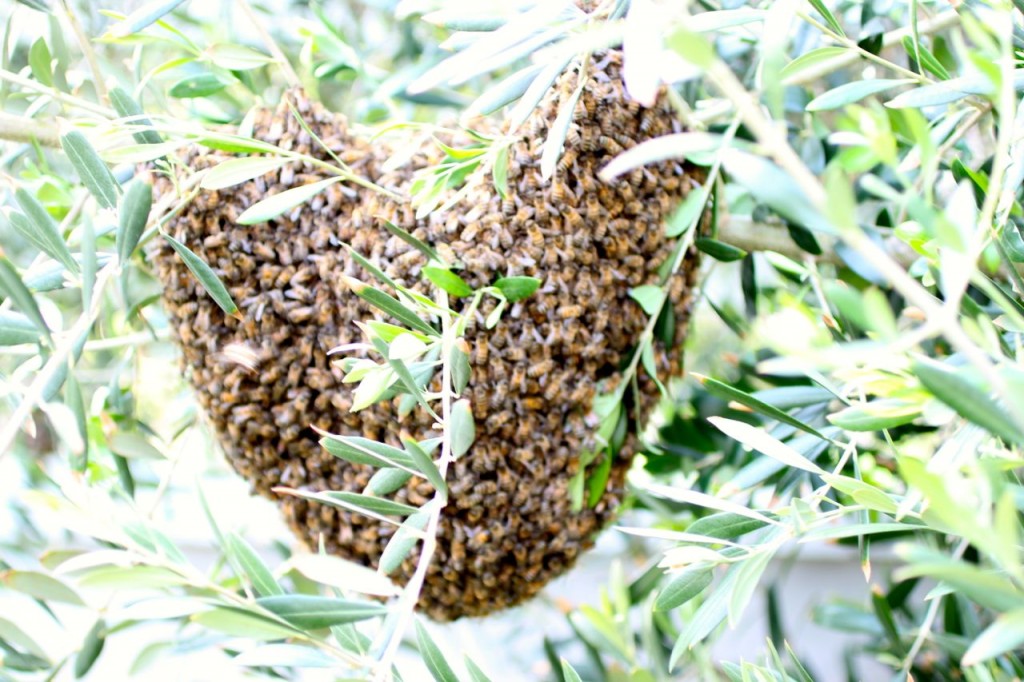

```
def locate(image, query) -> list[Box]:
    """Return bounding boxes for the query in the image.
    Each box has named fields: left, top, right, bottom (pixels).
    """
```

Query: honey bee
left=527, top=359, right=556, bottom=378
left=565, top=208, right=583, bottom=231
left=510, top=365, right=527, bottom=392
left=558, top=304, right=584, bottom=319
left=599, top=136, right=623, bottom=155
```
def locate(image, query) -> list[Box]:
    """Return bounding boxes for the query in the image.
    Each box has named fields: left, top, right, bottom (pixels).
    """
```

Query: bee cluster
left=152, top=50, right=704, bottom=620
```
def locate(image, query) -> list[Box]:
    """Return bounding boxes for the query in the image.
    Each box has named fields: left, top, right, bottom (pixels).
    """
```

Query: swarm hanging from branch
left=152, top=50, right=706, bottom=620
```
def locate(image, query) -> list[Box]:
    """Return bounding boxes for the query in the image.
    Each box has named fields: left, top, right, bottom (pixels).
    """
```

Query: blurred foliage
left=2, top=0, right=1024, bottom=681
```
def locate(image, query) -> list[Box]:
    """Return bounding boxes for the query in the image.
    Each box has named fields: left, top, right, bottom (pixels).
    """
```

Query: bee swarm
left=152, top=50, right=704, bottom=620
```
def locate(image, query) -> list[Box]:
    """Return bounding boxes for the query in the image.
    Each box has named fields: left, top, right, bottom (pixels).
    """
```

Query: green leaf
left=109, top=87, right=163, bottom=145
left=806, top=79, right=913, bottom=111
left=319, top=435, right=417, bottom=470
left=450, top=342, right=471, bottom=394
left=200, top=156, right=293, bottom=190
left=0, top=257, right=49, bottom=338
left=962, top=608, right=1024, bottom=666
left=161, top=233, right=240, bottom=317
left=192, top=608, right=298, bottom=640
left=415, top=620, right=461, bottom=682
left=345, top=277, right=438, bottom=337
left=366, top=467, right=413, bottom=495
left=62, top=131, right=120, bottom=209
left=0, top=570, right=83, bottom=605
left=912, top=357, right=1024, bottom=444
left=11, top=188, right=78, bottom=274
left=28, top=37, right=52, bottom=86
left=74, top=619, right=105, bottom=678
left=404, top=438, right=448, bottom=498
left=560, top=658, right=584, bottom=682
left=237, top=177, right=342, bottom=225
left=225, top=531, right=283, bottom=597
left=168, top=72, right=233, bottom=98
left=379, top=508, right=430, bottom=574
left=0, top=311, right=42, bottom=345
left=710, top=417, right=825, bottom=475
left=493, top=276, right=540, bottom=302
left=256, top=595, right=386, bottom=629
left=117, top=181, right=152, bottom=264
left=450, top=399, right=475, bottom=459
left=827, top=400, right=921, bottom=432
left=204, top=43, right=272, bottom=70
left=380, top=219, right=441, bottom=263
left=319, top=491, right=419, bottom=517
left=629, top=285, right=665, bottom=316
left=687, top=513, right=770, bottom=540
left=806, top=0, right=845, bottom=36
left=104, top=0, right=188, bottom=38
left=0, top=617, right=48, bottom=660
left=695, top=237, right=747, bottom=262
left=779, top=46, right=847, bottom=83
left=465, top=657, right=493, bottom=682
left=655, top=568, right=713, bottom=611
left=586, top=451, right=614, bottom=508
left=423, top=266, right=473, bottom=297
left=695, top=374, right=829, bottom=440
left=492, top=144, right=510, bottom=198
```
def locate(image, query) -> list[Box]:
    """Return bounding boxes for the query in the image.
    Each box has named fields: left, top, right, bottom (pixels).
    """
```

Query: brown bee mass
left=152, top=51, right=704, bottom=620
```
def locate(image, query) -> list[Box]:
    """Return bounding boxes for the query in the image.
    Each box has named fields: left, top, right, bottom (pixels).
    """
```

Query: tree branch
left=0, top=112, right=61, bottom=148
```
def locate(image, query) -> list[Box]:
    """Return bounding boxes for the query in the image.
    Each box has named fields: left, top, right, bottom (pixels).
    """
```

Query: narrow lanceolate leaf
left=61, top=131, right=120, bottom=210
left=806, top=0, right=845, bottom=36
left=403, top=438, right=448, bottom=498
left=693, top=374, right=829, bottom=440
left=423, top=265, right=472, bottom=297
left=540, top=78, right=585, bottom=180
left=104, top=0, right=188, bottom=38
left=380, top=218, right=441, bottom=262
left=345, top=277, right=438, bottom=337
left=415, top=620, right=460, bottom=682
left=192, top=608, right=298, bottom=640
left=655, top=568, right=713, bottom=611
left=695, top=237, right=747, bottom=262
left=224, top=531, right=283, bottom=597
left=379, top=508, right=431, bottom=574
left=161, top=233, right=239, bottom=317
left=709, top=417, right=826, bottom=475
left=8, top=202, right=78, bottom=274
left=109, top=87, right=163, bottom=145
left=912, top=357, right=1024, bottom=444
left=0, top=311, right=42, bottom=345
left=319, top=491, right=419, bottom=517
left=200, top=156, right=294, bottom=190
left=367, top=468, right=413, bottom=495
left=0, top=570, right=84, bottom=605
left=687, top=513, right=771, bottom=540
left=0, top=257, right=49, bottom=338
left=962, top=608, right=1024, bottom=666
left=493, top=276, right=540, bottom=302
left=74, top=619, right=105, bottom=678
left=560, top=659, right=584, bottom=682
left=256, top=595, right=387, bottom=629
left=204, top=43, right=273, bottom=71
left=117, top=181, right=152, bottom=264
left=492, top=144, right=510, bottom=198
left=806, top=78, right=913, bottom=111
left=319, top=434, right=417, bottom=471
left=237, top=177, right=342, bottom=225
left=464, top=657, right=493, bottom=682
left=450, top=399, right=475, bottom=459
left=450, top=341, right=471, bottom=394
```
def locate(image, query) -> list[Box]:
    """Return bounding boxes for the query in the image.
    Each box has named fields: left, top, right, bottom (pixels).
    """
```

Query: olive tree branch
left=705, top=39, right=1024, bottom=427
left=372, top=288, right=456, bottom=682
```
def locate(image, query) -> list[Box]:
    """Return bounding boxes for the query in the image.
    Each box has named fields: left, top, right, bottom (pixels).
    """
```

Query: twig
left=784, top=9, right=960, bottom=86
left=60, top=0, right=109, bottom=103
left=235, top=0, right=302, bottom=89
left=0, top=68, right=115, bottom=118
left=0, top=112, right=61, bottom=147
